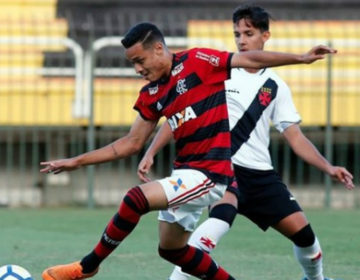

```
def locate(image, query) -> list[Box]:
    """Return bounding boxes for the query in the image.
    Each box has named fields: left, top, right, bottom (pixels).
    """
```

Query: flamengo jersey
left=226, top=68, right=301, bottom=170
left=134, top=48, right=234, bottom=185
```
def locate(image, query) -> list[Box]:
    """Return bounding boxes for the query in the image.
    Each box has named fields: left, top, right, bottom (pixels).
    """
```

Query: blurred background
left=0, top=0, right=359, bottom=208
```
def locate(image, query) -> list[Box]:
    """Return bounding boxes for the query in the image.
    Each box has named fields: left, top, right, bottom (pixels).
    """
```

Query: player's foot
left=42, top=261, right=98, bottom=280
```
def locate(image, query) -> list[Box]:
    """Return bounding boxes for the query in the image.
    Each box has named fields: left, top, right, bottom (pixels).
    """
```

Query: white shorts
left=157, top=169, right=227, bottom=231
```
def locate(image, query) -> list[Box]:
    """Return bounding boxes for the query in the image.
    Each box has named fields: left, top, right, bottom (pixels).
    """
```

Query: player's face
left=125, top=41, right=169, bottom=82
left=233, top=18, right=270, bottom=53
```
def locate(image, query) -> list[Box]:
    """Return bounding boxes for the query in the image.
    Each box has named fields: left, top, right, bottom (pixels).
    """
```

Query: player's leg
left=159, top=221, right=235, bottom=280
left=169, top=190, right=238, bottom=280
left=232, top=166, right=326, bottom=280
left=273, top=212, right=325, bottom=280
left=42, top=181, right=167, bottom=280
left=258, top=178, right=325, bottom=280
left=190, top=187, right=238, bottom=252
left=80, top=181, right=167, bottom=271
left=157, top=169, right=235, bottom=280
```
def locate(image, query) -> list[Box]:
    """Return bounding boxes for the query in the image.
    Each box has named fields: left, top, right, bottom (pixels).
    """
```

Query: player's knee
left=122, top=186, right=149, bottom=215
left=209, top=203, right=237, bottom=227
left=289, top=224, right=316, bottom=247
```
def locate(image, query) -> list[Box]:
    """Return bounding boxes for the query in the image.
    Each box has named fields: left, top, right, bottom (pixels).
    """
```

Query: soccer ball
left=0, top=265, right=33, bottom=280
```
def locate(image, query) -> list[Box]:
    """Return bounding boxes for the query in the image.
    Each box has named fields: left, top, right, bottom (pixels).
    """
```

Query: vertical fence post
left=85, top=38, right=96, bottom=209
left=324, top=41, right=333, bottom=208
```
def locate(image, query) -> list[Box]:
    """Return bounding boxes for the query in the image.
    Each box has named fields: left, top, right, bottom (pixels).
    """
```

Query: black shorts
left=227, top=165, right=302, bottom=231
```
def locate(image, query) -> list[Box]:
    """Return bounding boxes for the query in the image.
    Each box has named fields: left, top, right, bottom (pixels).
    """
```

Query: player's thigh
left=272, top=211, right=309, bottom=237
left=157, top=169, right=225, bottom=210
left=157, top=169, right=226, bottom=232
left=139, top=181, right=168, bottom=210
left=210, top=190, right=238, bottom=210
left=159, top=220, right=192, bottom=249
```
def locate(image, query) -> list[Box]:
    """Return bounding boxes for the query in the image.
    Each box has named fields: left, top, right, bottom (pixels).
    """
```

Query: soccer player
left=40, top=22, right=336, bottom=280
left=137, top=6, right=354, bottom=280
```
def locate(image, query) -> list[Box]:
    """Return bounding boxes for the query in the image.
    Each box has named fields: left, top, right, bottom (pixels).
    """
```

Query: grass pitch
left=1, top=208, right=359, bottom=280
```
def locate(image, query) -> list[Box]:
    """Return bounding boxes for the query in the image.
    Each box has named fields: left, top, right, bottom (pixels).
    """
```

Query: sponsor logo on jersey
left=176, top=78, right=188, bottom=95
left=169, top=178, right=187, bottom=191
left=227, top=88, right=240, bottom=94
left=195, top=51, right=220, bottom=67
left=168, top=106, right=197, bottom=131
left=148, top=84, right=159, bottom=95
left=171, top=63, right=184, bottom=76
left=258, top=87, right=272, bottom=106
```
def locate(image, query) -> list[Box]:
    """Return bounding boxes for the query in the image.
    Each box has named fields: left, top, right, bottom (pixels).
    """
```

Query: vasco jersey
left=134, top=48, right=234, bottom=185
left=226, top=68, right=301, bottom=170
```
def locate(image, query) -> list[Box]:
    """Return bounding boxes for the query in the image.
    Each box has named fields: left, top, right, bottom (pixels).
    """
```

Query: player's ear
left=153, top=41, right=164, bottom=55
left=262, top=30, right=270, bottom=43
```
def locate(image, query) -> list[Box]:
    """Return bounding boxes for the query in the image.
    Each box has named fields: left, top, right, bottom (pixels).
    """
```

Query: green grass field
left=1, top=208, right=359, bottom=280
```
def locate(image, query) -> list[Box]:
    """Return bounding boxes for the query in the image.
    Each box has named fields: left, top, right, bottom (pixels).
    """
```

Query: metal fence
left=0, top=3, right=359, bottom=208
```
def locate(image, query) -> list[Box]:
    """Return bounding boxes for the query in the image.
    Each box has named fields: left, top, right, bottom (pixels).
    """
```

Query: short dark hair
left=232, top=5, right=271, bottom=32
left=121, top=22, right=165, bottom=49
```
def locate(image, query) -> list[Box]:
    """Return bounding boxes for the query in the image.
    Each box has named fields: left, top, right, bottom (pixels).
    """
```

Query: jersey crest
left=258, top=87, right=272, bottom=106
left=176, top=78, right=188, bottom=95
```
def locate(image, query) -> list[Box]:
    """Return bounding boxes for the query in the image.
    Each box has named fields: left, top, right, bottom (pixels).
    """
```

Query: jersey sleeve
left=191, top=48, right=233, bottom=84
left=271, top=80, right=301, bottom=133
left=133, top=88, right=162, bottom=121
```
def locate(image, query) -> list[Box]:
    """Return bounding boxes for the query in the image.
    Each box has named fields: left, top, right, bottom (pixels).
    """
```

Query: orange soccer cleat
left=42, top=261, right=99, bottom=280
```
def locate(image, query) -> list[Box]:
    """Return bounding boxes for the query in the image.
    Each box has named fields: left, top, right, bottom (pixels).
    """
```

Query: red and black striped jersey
left=134, top=48, right=234, bottom=185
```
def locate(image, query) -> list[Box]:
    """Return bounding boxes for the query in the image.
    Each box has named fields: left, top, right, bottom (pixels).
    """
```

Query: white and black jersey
left=226, top=68, right=301, bottom=170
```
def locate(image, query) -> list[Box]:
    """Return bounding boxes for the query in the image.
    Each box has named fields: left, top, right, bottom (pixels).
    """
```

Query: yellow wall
left=1, top=15, right=359, bottom=126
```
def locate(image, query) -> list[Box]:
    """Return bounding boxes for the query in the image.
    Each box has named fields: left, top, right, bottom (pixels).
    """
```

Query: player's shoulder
left=264, top=68, right=290, bottom=91
left=140, top=81, right=155, bottom=94
left=139, top=81, right=162, bottom=102
left=264, top=68, right=285, bottom=82
left=172, top=48, right=204, bottom=66
left=187, top=47, right=228, bottom=60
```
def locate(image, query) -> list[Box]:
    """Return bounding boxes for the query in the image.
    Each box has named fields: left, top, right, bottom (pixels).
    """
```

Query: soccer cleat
left=42, top=261, right=99, bottom=280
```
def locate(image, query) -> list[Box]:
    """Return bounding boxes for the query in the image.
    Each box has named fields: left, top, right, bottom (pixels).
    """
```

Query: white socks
left=169, top=220, right=325, bottom=280
left=294, top=237, right=324, bottom=280
left=169, top=218, right=231, bottom=280
left=188, top=217, right=231, bottom=252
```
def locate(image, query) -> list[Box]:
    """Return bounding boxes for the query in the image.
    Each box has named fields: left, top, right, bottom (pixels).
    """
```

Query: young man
left=40, top=22, right=336, bottom=280
left=137, top=7, right=354, bottom=280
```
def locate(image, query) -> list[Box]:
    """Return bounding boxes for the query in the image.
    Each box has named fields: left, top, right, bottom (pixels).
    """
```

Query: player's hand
left=329, top=166, right=355, bottom=190
left=40, top=158, right=80, bottom=174
left=302, top=45, right=337, bottom=64
left=137, top=154, right=154, bottom=183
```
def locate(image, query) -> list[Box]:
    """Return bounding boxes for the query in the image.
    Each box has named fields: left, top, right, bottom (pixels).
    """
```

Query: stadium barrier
left=0, top=6, right=359, bottom=208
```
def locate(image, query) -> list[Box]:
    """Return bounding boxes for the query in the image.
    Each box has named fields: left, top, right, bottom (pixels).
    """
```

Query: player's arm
left=283, top=124, right=354, bottom=190
left=137, top=121, right=173, bottom=182
left=231, top=45, right=336, bottom=69
left=40, top=115, right=158, bottom=174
